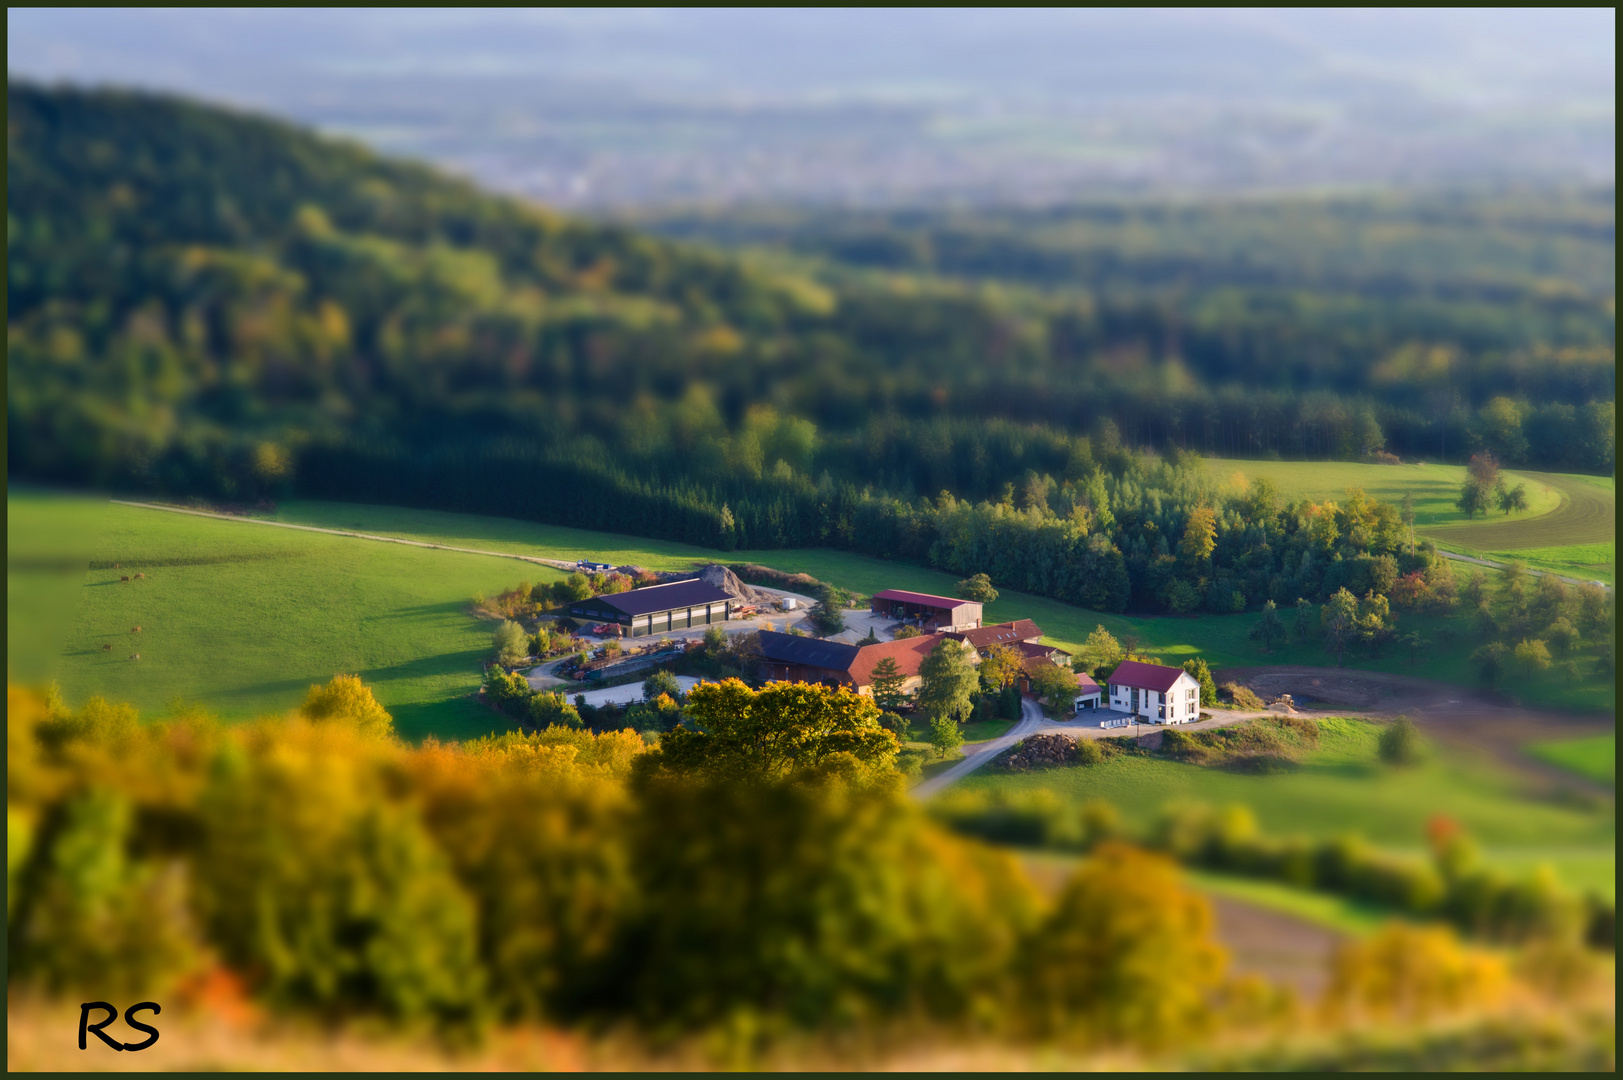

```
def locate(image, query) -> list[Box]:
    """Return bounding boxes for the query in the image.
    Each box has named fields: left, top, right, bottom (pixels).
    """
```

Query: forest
left=7, top=84, right=1615, bottom=616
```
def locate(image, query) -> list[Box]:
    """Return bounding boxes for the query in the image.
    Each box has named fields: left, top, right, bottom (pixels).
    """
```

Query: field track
left=110, top=500, right=583, bottom=570
left=1420, top=471, right=1613, bottom=550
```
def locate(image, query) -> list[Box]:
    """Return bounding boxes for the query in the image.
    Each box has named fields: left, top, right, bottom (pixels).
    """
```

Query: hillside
left=7, top=84, right=1615, bottom=623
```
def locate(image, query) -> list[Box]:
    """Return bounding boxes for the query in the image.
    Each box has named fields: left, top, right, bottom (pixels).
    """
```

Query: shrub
left=1075, top=738, right=1104, bottom=765
left=1017, top=844, right=1226, bottom=1049
left=892, top=624, right=922, bottom=639
left=642, top=668, right=682, bottom=705
left=894, top=749, right=927, bottom=778
left=527, top=692, right=581, bottom=729
left=1378, top=716, right=1424, bottom=766
left=1322, top=924, right=1506, bottom=1022
left=1223, top=682, right=1264, bottom=710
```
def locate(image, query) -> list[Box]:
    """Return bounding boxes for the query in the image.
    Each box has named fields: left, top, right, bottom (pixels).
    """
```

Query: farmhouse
left=566, top=578, right=732, bottom=637
left=1106, top=659, right=1201, bottom=724
left=756, top=630, right=975, bottom=697
left=943, top=618, right=1044, bottom=651
left=869, top=588, right=982, bottom=631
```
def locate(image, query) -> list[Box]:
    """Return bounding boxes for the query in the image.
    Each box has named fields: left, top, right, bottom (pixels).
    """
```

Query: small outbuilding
left=567, top=578, right=732, bottom=637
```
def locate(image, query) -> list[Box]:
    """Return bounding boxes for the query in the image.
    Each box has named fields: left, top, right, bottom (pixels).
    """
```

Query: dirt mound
left=652, top=563, right=779, bottom=605
left=1002, top=733, right=1077, bottom=769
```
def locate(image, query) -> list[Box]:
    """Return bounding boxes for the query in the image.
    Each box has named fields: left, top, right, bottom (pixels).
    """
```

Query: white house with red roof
left=1106, top=660, right=1201, bottom=724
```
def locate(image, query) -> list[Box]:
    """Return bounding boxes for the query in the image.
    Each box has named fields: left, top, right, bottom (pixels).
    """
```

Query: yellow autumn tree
left=299, top=673, right=394, bottom=738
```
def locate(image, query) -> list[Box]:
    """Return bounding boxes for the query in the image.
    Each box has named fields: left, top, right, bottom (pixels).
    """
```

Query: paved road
left=910, top=702, right=1293, bottom=800
left=910, top=697, right=1047, bottom=799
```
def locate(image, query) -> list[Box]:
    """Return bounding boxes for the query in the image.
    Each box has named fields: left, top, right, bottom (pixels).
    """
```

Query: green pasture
left=1198, top=459, right=1615, bottom=581
left=1181, top=868, right=1395, bottom=936
left=14, top=494, right=569, bottom=742
left=15, top=495, right=1613, bottom=749
left=1528, top=734, right=1616, bottom=785
left=952, top=717, right=1614, bottom=896
left=1197, top=458, right=1563, bottom=529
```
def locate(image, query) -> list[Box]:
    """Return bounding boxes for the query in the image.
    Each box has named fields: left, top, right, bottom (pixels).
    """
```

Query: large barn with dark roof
left=756, top=630, right=974, bottom=698
left=566, top=579, right=732, bottom=636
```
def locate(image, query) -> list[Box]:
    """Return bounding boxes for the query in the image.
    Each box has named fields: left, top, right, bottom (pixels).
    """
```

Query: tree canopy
left=658, top=678, right=898, bottom=782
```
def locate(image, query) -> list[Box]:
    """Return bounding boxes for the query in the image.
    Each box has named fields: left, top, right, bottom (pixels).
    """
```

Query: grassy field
left=14, top=494, right=570, bottom=741
left=1199, top=459, right=1615, bottom=583
left=267, top=499, right=1613, bottom=712
left=1181, top=868, right=1396, bottom=936
left=953, top=717, right=1614, bottom=895
left=16, top=494, right=1613, bottom=749
left=1528, top=734, right=1616, bottom=785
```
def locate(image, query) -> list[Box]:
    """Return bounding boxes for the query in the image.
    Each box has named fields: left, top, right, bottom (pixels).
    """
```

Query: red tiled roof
left=847, top=633, right=968, bottom=686
left=945, top=619, right=1044, bottom=648
left=872, top=588, right=976, bottom=609
left=1021, top=656, right=1099, bottom=692
left=1106, top=659, right=1188, bottom=693
left=1014, top=640, right=1070, bottom=661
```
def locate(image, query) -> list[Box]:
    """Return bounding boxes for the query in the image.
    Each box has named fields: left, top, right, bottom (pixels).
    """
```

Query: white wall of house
left=1107, top=671, right=1201, bottom=724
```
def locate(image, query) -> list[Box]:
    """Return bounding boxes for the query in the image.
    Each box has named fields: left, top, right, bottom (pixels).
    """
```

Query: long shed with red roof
left=869, top=588, right=982, bottom=631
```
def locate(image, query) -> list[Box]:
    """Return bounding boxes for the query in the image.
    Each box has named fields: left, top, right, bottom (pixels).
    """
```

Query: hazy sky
left=9, top=8, right=1614, bottom=206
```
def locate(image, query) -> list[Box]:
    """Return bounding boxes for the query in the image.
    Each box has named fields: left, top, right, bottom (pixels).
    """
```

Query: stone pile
left=1001, top=733, right=1077, bottom=770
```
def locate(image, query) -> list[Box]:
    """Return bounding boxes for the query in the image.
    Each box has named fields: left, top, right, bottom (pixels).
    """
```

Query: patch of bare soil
left=1208, top=895, right=1344, bottom=999
left=1216, top=665, right=1615, bottom=796
left=1016, top=853, right=1342, bottom=999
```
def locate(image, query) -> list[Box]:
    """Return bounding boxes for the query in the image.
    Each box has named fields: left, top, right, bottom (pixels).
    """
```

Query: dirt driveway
left=1217, top=665, right=1615, bottom=795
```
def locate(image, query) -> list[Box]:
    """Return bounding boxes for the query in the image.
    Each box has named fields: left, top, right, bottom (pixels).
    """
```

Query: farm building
left=869, top=588, right=983, bottom=631
left=943, top=619, right=1044, bottom=651
left=756, top=630, right=975, bottom=697
left=1012, top=649, right=1099, bottom=707
left=1106, top=659, right=1201, bottom=724
left=566, top=578, right=732, bottom=637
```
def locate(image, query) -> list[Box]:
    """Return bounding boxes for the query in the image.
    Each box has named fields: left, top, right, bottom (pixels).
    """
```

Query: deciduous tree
left=663, top=679, right=896, bottom=781
left=1320, top=588, right=1360, bottom=667
left=300, top=674, right=394, bottom=738
left=956, top=572, right=999, bottom=603
left=493, top=619, right=531, bottom=665
left=977, top=643, right=1021, bottom=691
left=1247, top=599, right=1287, bottom=653
left=915, top=639, right=980, bottom=724
left=929, top=713, right=964, bottom=759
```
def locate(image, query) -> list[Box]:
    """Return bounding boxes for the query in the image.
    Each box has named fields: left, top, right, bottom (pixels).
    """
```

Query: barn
left=869, top=588, right=983, bottom=631
left=756, top=630, right=972, bottom=697
left=566, top=578, right=732, bottom=637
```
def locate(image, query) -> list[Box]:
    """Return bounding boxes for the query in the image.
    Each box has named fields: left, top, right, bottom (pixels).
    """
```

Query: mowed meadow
left=269, top=495, right=1618, bottom=713
left=16, top=486, right=1614, bottom=743
left=13, top=494, right=569, bottom=741
left=956, top=717, right=1616, bottom=901
left=1198, top=458, right=1615, bottom=585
